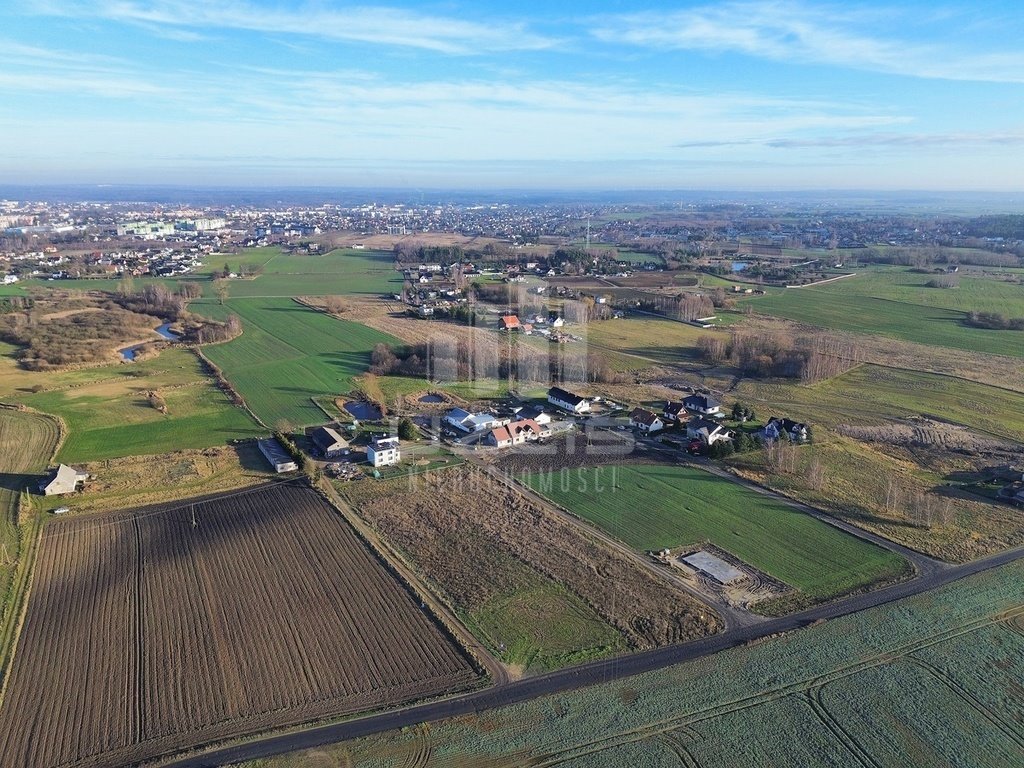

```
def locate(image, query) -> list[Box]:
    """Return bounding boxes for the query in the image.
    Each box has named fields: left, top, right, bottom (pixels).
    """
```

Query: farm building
left=762, top=417, right=809, bottom=442
left=686, top=418, right=733, bottom=446
left=548, top=386, right=590, bottom=414
left=499, top=314, right=521, bottom=331
left=258, top=438, right=298, bottom=473
left=485, top=419, right=544, bottom=448
left=368, top=436, right=401, bottom=467
left=683, top=394, right=722, bottom=416
left=311, top=426, right=349, bottom=458
left=39, top=464, right=88, bottom=496
left=663, top=401, right=686, bottom=421
left=629, top=407, right=664, bottom=434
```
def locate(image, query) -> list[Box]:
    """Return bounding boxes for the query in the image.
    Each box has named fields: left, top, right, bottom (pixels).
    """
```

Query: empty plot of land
left=526, top=464, right=908, bottom=609
left=340, top=466, right=720, bottom=672
left=0, top=482, right=477, bottom=768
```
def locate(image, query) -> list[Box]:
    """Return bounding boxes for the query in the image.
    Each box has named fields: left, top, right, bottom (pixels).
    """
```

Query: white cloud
left=31, top=0, right=559, bottom=54
left=591, top=1, right=1024, bottom=84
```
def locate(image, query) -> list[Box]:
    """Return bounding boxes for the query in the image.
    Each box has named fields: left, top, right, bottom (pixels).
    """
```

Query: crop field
left=339, top=466, right=719, bottom=673
left=240, top=559, right=1024, bottom=768
left=0, top=408, right=59, bottom=675
left=749, top=279, right=1024, bottom=357
left=216, top=248, right=401, bottom=297
left=13, top=348, right=262, bottom=462
left=0, top=482, right=478, bottom=768
left=200, top=298, right=401, bottom=427
left=525, top=464, right=907, bottom=609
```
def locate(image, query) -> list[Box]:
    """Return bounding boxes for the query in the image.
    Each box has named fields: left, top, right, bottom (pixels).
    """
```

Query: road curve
left=157, top=543, right=1024, bottom=768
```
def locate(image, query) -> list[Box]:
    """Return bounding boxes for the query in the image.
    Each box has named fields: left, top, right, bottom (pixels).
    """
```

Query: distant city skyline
left=3, top=1, right=1024, bottom=190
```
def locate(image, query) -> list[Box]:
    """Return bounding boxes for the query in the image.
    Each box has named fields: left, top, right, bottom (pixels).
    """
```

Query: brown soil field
left=340, top=465, right=721, bottom=652
left=0, top=482, right=478, bottom=768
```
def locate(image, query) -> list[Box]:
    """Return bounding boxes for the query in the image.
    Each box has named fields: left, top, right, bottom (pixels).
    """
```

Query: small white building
left=629, top=407, right=665, bottom=434
left=368, top=436, right=401, bottom=467
left=39, top=464, right=88, bottom=496
left=2, top=274, right=18, bottom=285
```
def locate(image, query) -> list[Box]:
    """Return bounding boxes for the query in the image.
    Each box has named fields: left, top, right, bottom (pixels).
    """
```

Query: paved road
left=159, top=541, right=1024, bottom=768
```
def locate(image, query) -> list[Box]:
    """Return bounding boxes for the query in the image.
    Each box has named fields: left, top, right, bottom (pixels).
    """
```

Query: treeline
left=696, top=330, right=864, bottom=382
left=369, top=341, right=629, bottom=386
left=856, top=246, right=1021, bottom=268
left=110, top=282, right=199, bottom=319
left=963, top=214, right=1024, bottom=241
left=964, top=311, right=1024, bottom=330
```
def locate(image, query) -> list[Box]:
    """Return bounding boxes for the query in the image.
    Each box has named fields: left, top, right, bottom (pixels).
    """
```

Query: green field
left=241, top=559, right=1024, bottom=768
left=15, top=247, right=400, bottom=298
left=463, top=575, right=625, bottom=672
left=15, top=348, right=262, bottom=462
left=749, top=268, right=1024, bottom=357
left=201, top=298, right=401, bottom=427
left=526, top=464, right=907, bottom=605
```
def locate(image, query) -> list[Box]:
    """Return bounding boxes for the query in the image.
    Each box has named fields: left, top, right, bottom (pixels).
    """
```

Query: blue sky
left=2, top=1, right=1023, bottom=189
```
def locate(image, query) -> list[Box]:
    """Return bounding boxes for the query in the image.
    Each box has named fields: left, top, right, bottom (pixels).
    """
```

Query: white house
left=2, top=274, right=17, bottom=285
left=629, top=407, right=664, bottom=434
left=484, top=419, right=542, bottom=448
left=444, top=408, right=505, bottom=433
left=762, top=417, right=809, bottom=443
left=686, top=418, right=732, bottom=446
left=548, top=386, right=590, bottom=414
left=367, top=436, right=401, bottom=467
left=514, top=404, right=552, bottom=425
left=683, top=394, right=722, bottom=417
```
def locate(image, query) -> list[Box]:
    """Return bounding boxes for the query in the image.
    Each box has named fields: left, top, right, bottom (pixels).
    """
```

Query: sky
left=2, top=0, right=1024, bottom=190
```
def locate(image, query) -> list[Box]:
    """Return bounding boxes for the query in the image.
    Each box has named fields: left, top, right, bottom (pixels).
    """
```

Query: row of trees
left=965, top=310, right=1024, bottom=330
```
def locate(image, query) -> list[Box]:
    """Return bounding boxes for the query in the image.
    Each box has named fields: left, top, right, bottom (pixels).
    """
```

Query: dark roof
left=688, top=417, right=724, bottom=433
left=664, top=401, right=685, bottom=416
left=312, top=426, right=348, bottom=451
left=630, top=407, right=661, bottom=426
left=518, top=404, right=548, bottom=419
left=768, top=417, right=807, bottom=432
left=684, top=394, right=721, bottom=410
left=548, top=387, right=586, bottom=406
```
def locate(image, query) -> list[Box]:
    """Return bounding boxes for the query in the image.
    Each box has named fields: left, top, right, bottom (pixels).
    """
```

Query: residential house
left=311, top=426, right=349, bottom=458
left=2, top=274, right=17, bottom=284
left=499, top=315, right=521, bottom=331
left=683, top=394, right=722, bottom=416
left=686, top=418, right=733, bottom=446
left=515, top=404, right=552, bottom=425
left=630, top=407, right=664, bottom=433
left=762, top=417, right=809, bottom=442
left=663, top=401, right=686, bottom=422
left=444, top=408, right=505, bottom=433
left=367, top=436, right=401, bottom=467
left=548, top=386, right=590, bottom=414
left=417, top=305, right=434, bottom=317
left=39, top=464, right=88, bottom=496
left=484, top=419, right=542, bottom=448
left=258, top=438, right=298, bottom=473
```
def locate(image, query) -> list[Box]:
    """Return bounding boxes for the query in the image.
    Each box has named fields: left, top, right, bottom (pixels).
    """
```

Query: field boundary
left=315, top=477, right=507, bottom=686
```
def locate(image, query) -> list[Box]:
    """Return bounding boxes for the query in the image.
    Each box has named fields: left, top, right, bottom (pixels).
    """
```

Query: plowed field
left=0, top=482, right=478, bottom=768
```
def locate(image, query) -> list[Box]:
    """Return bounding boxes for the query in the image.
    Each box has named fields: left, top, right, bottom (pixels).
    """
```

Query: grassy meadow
left=200, top=298, right=401, bottom=427
left=13, top=348, right=262, bottom=462
left=526, top=464, right=907, bottom=607
left=748, top=267, right=1024, bottom=357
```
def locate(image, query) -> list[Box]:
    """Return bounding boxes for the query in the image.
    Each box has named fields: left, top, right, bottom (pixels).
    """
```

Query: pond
left=119, top=323, right=181, bottom=361
left=731, top=261, right=748, bottom=272
left=418, top=394, right=445, bottom=404
left=344, top=401, right=382, bottom=420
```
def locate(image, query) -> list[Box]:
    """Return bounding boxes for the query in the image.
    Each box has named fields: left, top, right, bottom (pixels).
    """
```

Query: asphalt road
left=159, top=541, right=1024, bottom=768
